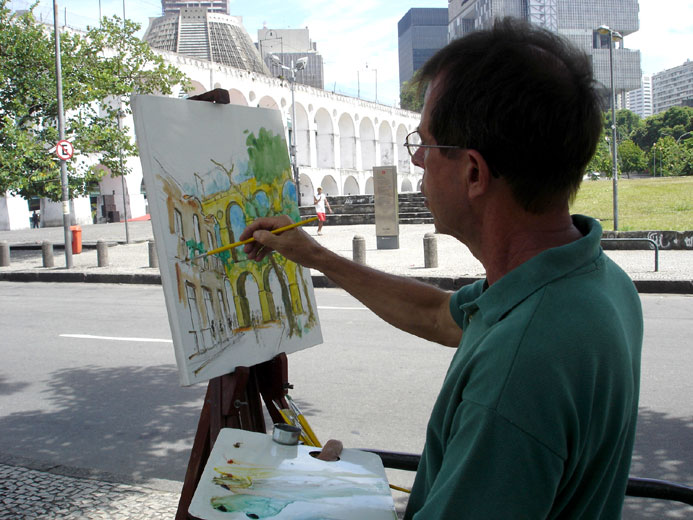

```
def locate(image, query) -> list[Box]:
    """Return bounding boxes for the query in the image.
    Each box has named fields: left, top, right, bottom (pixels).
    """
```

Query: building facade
left=0, top=49, right=422, bottom=230
left=143, top=7, right=269, bottom=74
left=398, top=8, right=449, bottom=87
left=626, top=75, right=653, bottom=118
left=652, top=60, right=693, bottom=115
left=257, top=28, right=324, bottom=89
left=448, top=0, right=642, bottom=101
left=161, top=0, right=229, bottom=15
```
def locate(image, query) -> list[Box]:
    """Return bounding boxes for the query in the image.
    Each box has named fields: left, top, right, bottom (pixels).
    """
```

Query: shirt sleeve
left=411, top=401, right=564, bottom=519
left=449, top=281, right=485, bottom=330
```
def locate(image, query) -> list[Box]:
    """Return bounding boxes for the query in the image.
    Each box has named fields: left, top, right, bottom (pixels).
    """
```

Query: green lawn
left=570, top=176, right=693, bottom=231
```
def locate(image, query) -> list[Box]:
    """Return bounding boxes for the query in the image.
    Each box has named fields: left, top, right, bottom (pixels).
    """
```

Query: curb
left=1, top=270, right=690, bottom=294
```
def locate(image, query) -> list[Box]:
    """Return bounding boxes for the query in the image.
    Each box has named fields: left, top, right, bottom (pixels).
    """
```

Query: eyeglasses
left=403, top=130, right=464, bottom=158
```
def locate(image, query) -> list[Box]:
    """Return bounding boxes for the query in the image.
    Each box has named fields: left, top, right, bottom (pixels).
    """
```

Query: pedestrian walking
left=313, top=187, right=332, bottom=235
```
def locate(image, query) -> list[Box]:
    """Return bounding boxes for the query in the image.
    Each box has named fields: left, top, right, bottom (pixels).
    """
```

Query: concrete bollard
left=0, top=241, right=9, bottom=267
left=148, top=240, right=159, bottom=268
left=424, top=232, right=438, bottom=268
left=97, top=240, right=109, bottom=267
left=42, top=241, right=54, bottom=267
left=352, top=235, right=366, bottom=265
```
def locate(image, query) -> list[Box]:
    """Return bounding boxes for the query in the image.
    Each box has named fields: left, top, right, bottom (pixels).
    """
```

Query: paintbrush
left=189, top=216, right=318, bottom=261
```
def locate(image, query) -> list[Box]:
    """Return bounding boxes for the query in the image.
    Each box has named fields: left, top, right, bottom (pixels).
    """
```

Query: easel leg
left=176, top=355, right=290, bottom=519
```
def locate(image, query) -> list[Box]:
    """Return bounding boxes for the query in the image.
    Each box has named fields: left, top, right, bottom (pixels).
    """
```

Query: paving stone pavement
left=0, top=463, right=179, bottom=519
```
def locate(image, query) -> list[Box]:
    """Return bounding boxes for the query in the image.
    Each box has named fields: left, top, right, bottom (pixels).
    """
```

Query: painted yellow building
left=159, top=167, right=315, bottom=359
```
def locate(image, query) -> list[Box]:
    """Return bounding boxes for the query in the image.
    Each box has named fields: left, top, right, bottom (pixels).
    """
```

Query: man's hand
left=240, top=215, right=324, bottom=268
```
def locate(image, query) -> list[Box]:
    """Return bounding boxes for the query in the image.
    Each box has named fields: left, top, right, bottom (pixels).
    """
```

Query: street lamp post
left=271, top=54, right=307, bottom=207
left=597, top=25, right=622, bottom=230
left=676, top=131, right=692, bottom=144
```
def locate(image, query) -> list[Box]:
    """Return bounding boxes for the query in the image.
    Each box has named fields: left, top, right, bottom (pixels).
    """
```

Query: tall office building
left=257, top=28, right=324, bottom=89
left=398, top=8, right=449, bottom=87
left=652, top=60, right=693, bottom=114
left=626, top=75, right=653, bottom=118
left=161, top=0, right=229, bottom=15
left=448, top=0, right=642, bottom=102
left=144, top=7, right=269, bottom=74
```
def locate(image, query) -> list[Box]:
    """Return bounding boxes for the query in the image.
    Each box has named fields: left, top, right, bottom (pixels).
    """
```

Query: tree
left=586, top=129, right=613, bottom=177
left=0, top=2, right=189, bottom=200
left=632, top=106, right=693, bottom=151
left=618, top=139, right=646, bottom=176
left=651, top=136, right=693, bottom=177
left=400, top=70, right=424, bottom=112
left=615, top=109, right=643, bottom=139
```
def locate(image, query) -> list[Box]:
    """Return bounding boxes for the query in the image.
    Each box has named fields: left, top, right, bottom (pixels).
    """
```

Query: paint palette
left=189, top=428, right=397, bottom=519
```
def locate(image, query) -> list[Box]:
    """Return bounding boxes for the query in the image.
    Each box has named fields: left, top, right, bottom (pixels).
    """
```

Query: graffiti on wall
left=133, top=95, right=322, bottom=385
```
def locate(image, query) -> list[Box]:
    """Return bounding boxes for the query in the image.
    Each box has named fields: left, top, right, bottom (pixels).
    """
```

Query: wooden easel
left=175, top=88, right=294, bottom=519
left=175, top=353, right=292, bottom=519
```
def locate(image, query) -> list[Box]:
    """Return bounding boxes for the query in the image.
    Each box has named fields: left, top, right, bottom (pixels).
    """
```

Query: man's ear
left=463, top=150, right=492, bottom=200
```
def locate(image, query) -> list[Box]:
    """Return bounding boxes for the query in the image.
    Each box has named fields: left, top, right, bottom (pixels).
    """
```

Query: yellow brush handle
left=197, top=216, right=318, bottom=259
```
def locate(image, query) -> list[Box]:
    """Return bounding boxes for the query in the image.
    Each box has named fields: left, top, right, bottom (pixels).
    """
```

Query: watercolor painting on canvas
left=132, top=95, right=322, bottom=386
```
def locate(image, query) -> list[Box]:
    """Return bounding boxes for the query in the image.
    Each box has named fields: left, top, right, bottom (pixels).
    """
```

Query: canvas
left=132, top=95, right=323, bottom=386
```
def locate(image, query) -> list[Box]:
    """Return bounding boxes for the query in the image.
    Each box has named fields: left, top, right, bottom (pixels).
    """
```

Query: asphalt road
left=0, top=282, right=691, bottom=518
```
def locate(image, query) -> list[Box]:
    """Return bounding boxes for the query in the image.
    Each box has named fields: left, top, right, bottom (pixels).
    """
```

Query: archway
left=258, top=95, right=279, bottom=110
left=320, top=175, right=339, bottom=197
left=295, top=103, right=310, bottom=167
left=338, top=114, right=356, bottom=169
left=396, top=125, right=410, bottom=173
left=298, top=174, right=314, bottom=207
left=379, top=121, right=394, bottom=166
left=228, top=89, right=248, bottom=106
left=343, top=176, right=359, bottom=195
left=236, top=271, right=262, bottom=328
left=365, top=177, right=374, bottom=195
left=189, top=80, right=207, bottom=96
left=226, top=202, right=245, bottom=262
left=401, top=178, right=413, bottom=193
left=359, top=118, right=376, bottom=172
left=315, top=108, right=335, bottom=168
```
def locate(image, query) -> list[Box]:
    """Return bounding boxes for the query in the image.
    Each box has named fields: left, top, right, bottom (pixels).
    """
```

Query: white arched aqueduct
left=167, top=51, right=423, bottom=202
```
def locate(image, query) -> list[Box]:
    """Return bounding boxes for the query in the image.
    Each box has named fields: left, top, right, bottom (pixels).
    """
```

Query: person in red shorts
left=313, top=187, right=332, bottom=235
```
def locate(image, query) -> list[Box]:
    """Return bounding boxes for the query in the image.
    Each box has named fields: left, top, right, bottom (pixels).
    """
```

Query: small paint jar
left=272, top=423, right=301, bottom=445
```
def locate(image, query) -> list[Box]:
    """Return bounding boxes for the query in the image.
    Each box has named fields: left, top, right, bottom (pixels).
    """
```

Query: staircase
left=299, top=192, right=433, bottom=225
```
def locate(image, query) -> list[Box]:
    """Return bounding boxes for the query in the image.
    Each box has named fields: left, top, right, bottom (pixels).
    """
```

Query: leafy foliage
left=399, top=70, right=424, bottom=113
left=588, top=107, right=693, bottom=178
left=618, top=139, right=646, bottom=176
left=0, top=1, right=189, bottom=200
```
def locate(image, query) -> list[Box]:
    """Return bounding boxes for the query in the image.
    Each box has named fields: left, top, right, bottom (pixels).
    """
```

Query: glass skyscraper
left=448, top=0, right=642, bottom=101
left=398, top=8, right=449, bottom=87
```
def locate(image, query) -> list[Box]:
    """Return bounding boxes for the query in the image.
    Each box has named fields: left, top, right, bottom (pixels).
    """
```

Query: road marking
left=60, top=334, right=172, bottom=343
left=317, top=306, right=368, bottom=311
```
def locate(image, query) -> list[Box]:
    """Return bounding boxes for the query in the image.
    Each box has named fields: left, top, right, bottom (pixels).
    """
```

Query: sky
left=8, top=0, right=693, bottom=107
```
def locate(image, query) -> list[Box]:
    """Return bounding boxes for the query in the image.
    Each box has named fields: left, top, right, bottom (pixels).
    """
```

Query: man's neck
left=480, top=210, right=582, bottom=286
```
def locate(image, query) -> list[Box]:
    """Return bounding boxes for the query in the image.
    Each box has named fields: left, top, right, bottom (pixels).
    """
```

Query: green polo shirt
left=405, top=215, right=643, bottom=519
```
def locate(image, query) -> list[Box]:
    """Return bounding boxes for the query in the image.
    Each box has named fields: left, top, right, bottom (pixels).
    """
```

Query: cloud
left=624, top=0, right=692, bottom=74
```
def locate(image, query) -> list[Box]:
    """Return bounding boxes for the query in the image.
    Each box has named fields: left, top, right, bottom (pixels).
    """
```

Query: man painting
left=241, top=19, right=643, bottom=518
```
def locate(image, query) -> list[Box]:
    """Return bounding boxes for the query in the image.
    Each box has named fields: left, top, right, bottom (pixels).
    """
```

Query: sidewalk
left=1, top=220, right=692, bottom=293
left=0, top=453, right=180, bottom=520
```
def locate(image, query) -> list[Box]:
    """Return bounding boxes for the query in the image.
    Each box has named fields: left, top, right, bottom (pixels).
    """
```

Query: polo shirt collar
left=461, top=215, right=602, bottom=327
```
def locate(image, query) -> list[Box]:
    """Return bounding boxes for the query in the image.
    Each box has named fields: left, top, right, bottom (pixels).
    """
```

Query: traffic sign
left=55, top=140, right=74, bottom=160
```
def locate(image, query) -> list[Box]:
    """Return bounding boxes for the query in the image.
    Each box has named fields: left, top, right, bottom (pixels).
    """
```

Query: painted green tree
left=245, top=128, right=300, bottom=222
